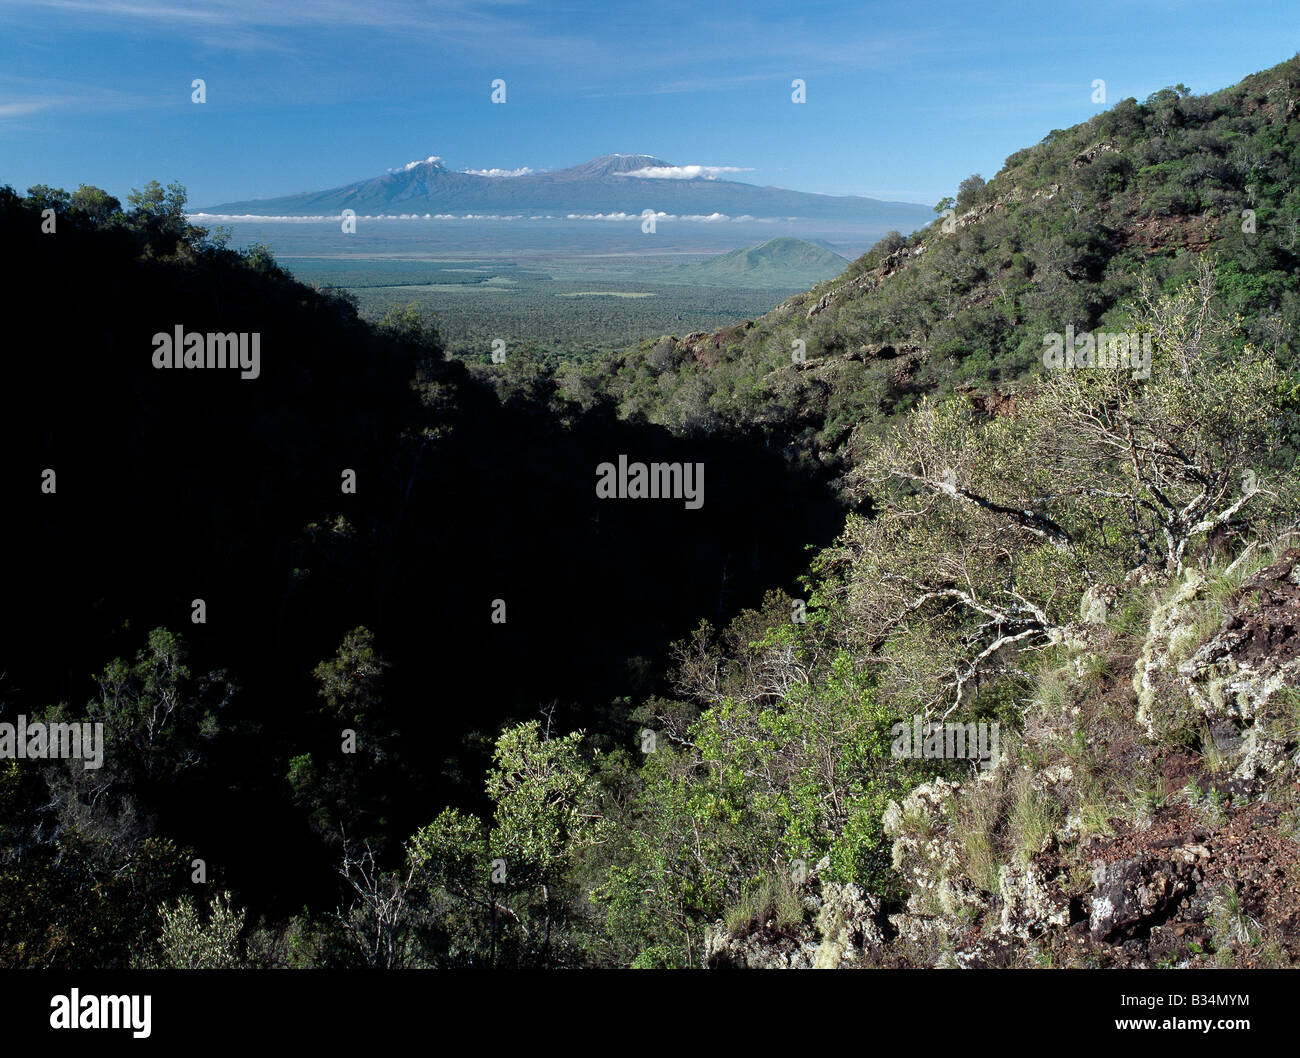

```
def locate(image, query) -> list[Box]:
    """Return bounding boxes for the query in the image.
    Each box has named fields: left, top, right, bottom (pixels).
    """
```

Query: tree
left=379, top=301, right=441, bottom=351
left=312, top=626, right=389, bottom=727
left=139, top=891, right=248, bottom=968
left=406, top=720, right=599, bottom=966
left=334, top=842, right=417, bottom=969
left=485, top=720, right=596, bottom=962
left=126, top=179, right=187, bottom=226
left=832, top=262, right=1297, bottom=718
left=956, top=174, right=988, bottom=211
left=24, top=184, right=70, bottom=213
left=1034, top=260, right=1297, bottom=572
left=291, top=627, right=397, bottom=845
left=69, top=184, right=121, bottom=224
left=85, top=627, right=230, bottom=782
left=125, top=179, right=203, bottom=246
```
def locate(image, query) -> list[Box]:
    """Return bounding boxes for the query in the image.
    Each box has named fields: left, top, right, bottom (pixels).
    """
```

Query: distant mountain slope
left=198, top=154, right=932, bottom=227
left=657, top=237, right=848, bottom=289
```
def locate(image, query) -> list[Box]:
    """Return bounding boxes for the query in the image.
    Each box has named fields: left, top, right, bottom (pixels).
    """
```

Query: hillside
left=6, top=54, right=1300, bottom=973
left=655, top=237, right=849, bottom=289
left=0, top=183, right=842, bottom=967
left=556, top=57, right=1300, bottom=471
left=199, top=153, right=933, bottom=227
left=497, top=56, right=1300, bottom=969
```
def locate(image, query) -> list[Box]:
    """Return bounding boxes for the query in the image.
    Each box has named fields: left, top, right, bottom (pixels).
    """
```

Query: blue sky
left=0, top=0, right=1296, bottom=209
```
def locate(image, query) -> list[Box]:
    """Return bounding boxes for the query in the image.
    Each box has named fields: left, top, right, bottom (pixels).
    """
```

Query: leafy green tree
left=137, top=891, right=248, bottom=968
left=407, top=721, right=599, bottom=966
left=24, top=184, right=70, bottom=213
left=126, top=179, right=187, bottom=227
left=69, top=184, right=121, bottom=224
left=956, top=173, right=988, bottom=211
left=379, top=301, right=442, bottom=351
left=291, top=627, right=397, bottom=845
left=85, top=627, right=229, bottom=782
left=1034, top=261, right=1298, bottom=571
left=242, top=241, right=278, bottom=271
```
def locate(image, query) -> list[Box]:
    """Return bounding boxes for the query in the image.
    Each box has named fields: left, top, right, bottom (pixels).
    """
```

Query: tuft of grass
left=1075, top=781, right=1119, bottom=838
left=960, top=784, right=1004, bottom=894
left=1110, top=589, right=1155, bottom=642
left=1208, top=883, right=1262, bottom=965
left=1033, top=664, right=1072, bottom=716
left=1062, top=725, right=1102, bottom=782
left=899, top=798, right=937, bottom=842
left=723, top=871, right=805, bottom=935
left=1193, top=785, right=1229, bottom=828
left=1168, top=560, right=1249, bottom=667
left=1262, top=687, right=1300, bottom=746
left=1199, top=723, right=1228, bottom=776
left=1123, top=772, right=1170, bottom=829
left=1009, top=779, right=1063, bottom=865
left=1080, top=651, right=1115, bottom=687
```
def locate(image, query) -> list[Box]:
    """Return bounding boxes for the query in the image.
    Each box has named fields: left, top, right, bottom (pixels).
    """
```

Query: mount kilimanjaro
left=198, top=153, right=932, bottom=227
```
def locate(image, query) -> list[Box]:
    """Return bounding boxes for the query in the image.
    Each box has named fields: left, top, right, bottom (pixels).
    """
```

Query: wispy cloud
left=0, top=99, right=54, bottom=117
left=0, top=0, right=612, bottom=64
left=624, top=164, right=753, bottom=180
left=462, top=166, right=534, bottom=178
left=0, top=76, right=164, bottom=122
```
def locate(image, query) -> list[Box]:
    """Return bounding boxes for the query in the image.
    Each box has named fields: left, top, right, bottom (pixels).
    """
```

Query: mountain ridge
left=198, top=153, right=933, bottom=227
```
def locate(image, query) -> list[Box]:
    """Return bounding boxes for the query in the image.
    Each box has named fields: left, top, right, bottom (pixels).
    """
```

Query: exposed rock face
left=1135, top=549, right=1300, bottom=777
left=1133, top=567, right=1206, bottom=736
left=703, top=920, right=815, bottom=970
left=702, top=864, right=886, bottom=969
left=1089, top=845, right=1209, bottom=942
left=704, top=545, right=1300, bottom=970
left=1178, top=549, right=1300, bottom=781
left=1079, top=583, right=1120, bottom=626
left=882, top=778, right=984, bottom=924
left=999, top=856, right=1071, bottom=940
left=1072, top=141, right=1120, bottom=167
left=813, top=881, right=887, bottom=968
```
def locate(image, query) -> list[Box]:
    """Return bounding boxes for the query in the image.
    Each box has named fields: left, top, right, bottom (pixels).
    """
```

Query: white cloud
left=623, top=165, right=753, bottom=180
left=564, top=211, right=739, bottom=222
left=388, top=156, right=443, bottom=173
left=461, top=166, right=534, bottom=178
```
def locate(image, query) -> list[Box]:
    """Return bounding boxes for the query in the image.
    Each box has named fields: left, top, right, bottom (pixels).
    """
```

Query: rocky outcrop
left=1089, top=844, right=1209, bottom=941
left=1178, top=548, right=1300, bottom=781
left=702, top=862, right=887, bottom=969
left=999, top=855, right=1071, bottom=940
left=882, top=778, right=985, bottom=925
left=1135, top=549, right=1300, bottom=778
left=1133, top=567, right=1207, bottom=737
left=704, top=544, right=1300, bottom=970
